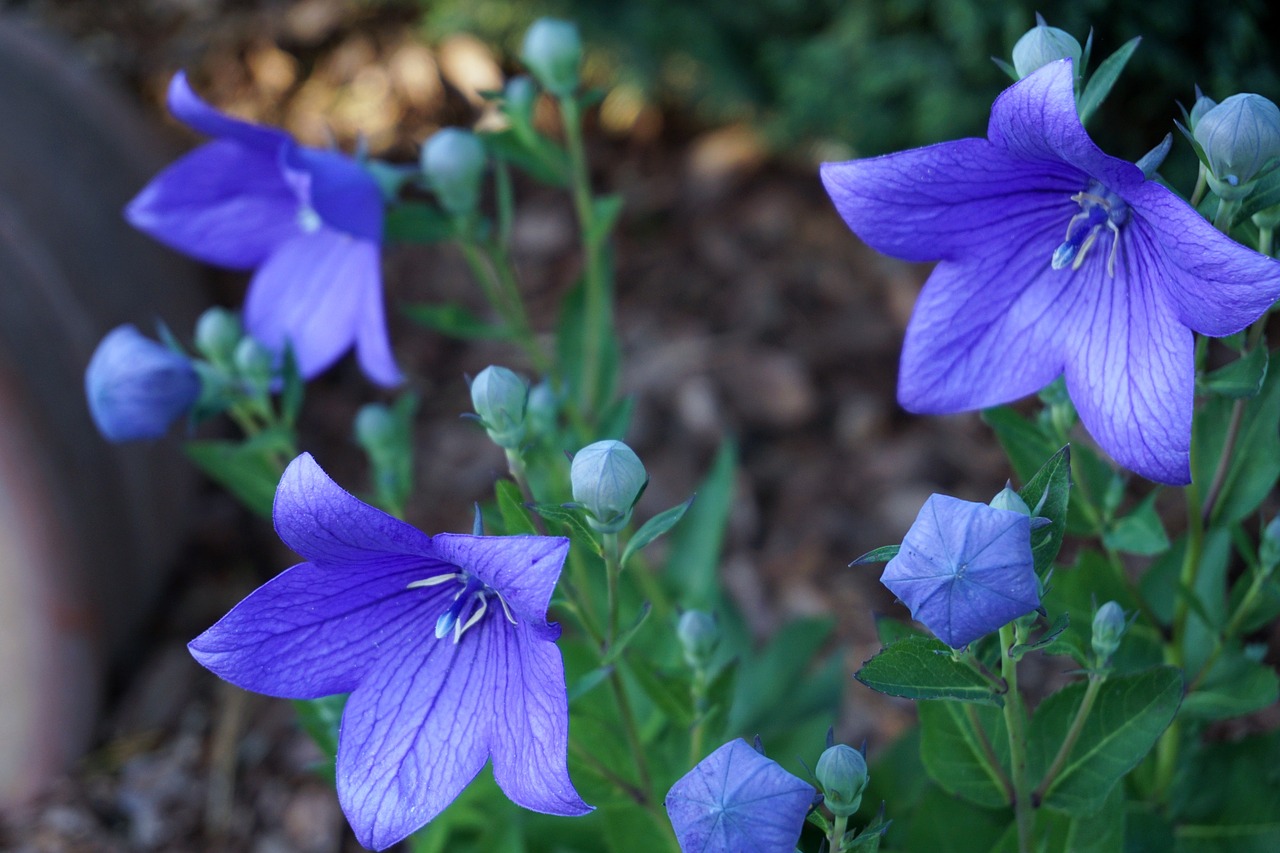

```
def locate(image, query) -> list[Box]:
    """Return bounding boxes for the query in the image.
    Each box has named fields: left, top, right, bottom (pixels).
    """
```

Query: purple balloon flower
left=189, top=453, right=590, bottom=850
left=665, top=738, right=816, bottom=853
left=882, top=494, right=1040, bottom=648
left=127, top=73, right=401, bottom=387
left=85, top=324, right=200, bottom=442
left=821, top=59, right=1280, bottom=484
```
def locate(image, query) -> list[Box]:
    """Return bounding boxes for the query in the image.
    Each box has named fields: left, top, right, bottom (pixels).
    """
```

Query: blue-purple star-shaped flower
left=188, top=453, right=590, bottom=850
left=127, top=73, right=400, bottom=386
left=882, top=494, right=1040, bottom=648
left=665, top=738, right=816, bottom=853
left=821, top=59, right=1280, bottom=484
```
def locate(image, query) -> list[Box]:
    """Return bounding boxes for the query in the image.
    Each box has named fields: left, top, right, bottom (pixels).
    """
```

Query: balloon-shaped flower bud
left=233, top=336, right=275, bottom=394
left=1091, top=600, right=1127, bottom=664
left=470, top=366, right=529, bottom=449
left=354, top=402, right=398, bottom=453
left=194, top=307, right=242, bottom=364
left=504, top=75, right=538, bottom=126
left=521, top=18, right=582, bottom=98
left=815, top=744, right=869, bottom=818
left=677, top=610, right=720, bottom=669
left=1011, top=20, right=1081, bottom=79
left=526, top=380, right=558, bottom=438
left=85, top=324, right=201, bottom=442
left=989, top=485, right=1032, bottom=516
left=421, top=128, right=487, bottom=216
left=1193, top=93, right=1280, bottom=198
left=570, top=439, right=648, bottom=533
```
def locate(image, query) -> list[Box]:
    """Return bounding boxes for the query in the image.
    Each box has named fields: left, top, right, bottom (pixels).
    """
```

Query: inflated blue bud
left=815, top=744, right=869, bottom=818
left=521, top=18, right=582, bottom=98
left=233, top=336, right=274, bottom=393
left=193, top=307, right=242, bottom=364
left=570, top=439, right=647, bottom=533
left=525, top=379, right=558, bottom=438
left=504, top=75, right=538, bottom=126
left=354, top=403, right=398, bottom=453
left=990, top=484, right=1032, bottom=516
left=470, top=365, right=529, bottom=449
left=85, top=324, right=201, bottom=442
left=677, top=610, right=720, bottom=669
left=1193, top=93, right=1280, bottom=198
left=1011, top=19, right=1082, bottom=79
left=1091, top=600, right=1127, bottom=664
left=420, top=128, right=487, bottom=215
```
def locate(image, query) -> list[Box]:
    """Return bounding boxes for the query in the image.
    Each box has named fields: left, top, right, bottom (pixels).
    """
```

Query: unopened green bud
left=677, top=610, right=719, bottom=668
left=815, top=744, right=869, bottom=818
left=526, top=380, right=558, bottom=438
left=504, top=75, right=538, bottom=126
left=1011, top=19, right=1082, bottom=79
left=194, top=307, right=242, bottom=363
left=1188, top=86, right=1217, bottom=132
left=1194, top=93, right=1280, bottom=198
left=990, top=485, right=1031, bottom=515
left=421, top=128, right=487, bottom=215
left=1091, top=601, right=1127, bottom=664
left=354, top=403, right=398, bottom=453
left=233, top=337, right=274, bottom=391
left=570, top=439, right=647, bottom=533
left=470, top=366, right=529, bottom=449
left=521, top=18, right=582, bottom=98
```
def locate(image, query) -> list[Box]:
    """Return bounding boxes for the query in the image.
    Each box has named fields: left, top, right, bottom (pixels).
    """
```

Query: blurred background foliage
left=415, top=0, right=1277, bottom=187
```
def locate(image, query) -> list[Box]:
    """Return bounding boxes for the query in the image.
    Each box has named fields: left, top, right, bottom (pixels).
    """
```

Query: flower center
left=406, top=571, right=517, bottom=644
left=1051, top=181, right=1129, bottom=276
left=297, top=206, right=323, bottom=234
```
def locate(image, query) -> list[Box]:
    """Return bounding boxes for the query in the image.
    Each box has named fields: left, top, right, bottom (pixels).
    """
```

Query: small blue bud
left=990, top=485, right=1032, bottom=516
left=354, top=403, right=398, bottom=452
left=85, top=324, right=200, bottom=442
left=1091, top=600, right=1127, bottom=664
left=504, top=75, right=538, bottom=126
left=1193, top=93, right=1280, bottom=197
left=1011, top=21, right=1082, bottom=79
left=570, top=439, right=647, bottom=533
left=525, top=380, right=558, bottom=438
left=233, top=336, right=275, bottom=392
left=194, top=307, right=242, bottom=363
left=521, top=18, right=582, bottom=98
left=815, top=744, right=869, bottom=818
left=470, top=366, right=529, bottom=449
left=420, top=128, right=488, bottom=215
left=677, top=610, right=719, bottom=668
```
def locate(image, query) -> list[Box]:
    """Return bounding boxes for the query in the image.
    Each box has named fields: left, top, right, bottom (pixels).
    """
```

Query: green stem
left=1213, top=197, right=1240, bottom=232
left=1189, top=561, right=1272, bottom=691
left=965, top=703, right=1014, bottom=802
left=1189, top=166, right=1208, bottom=209
left=1032, top=674, right=1105, bottom=805
left=609, top=670, right=653, bottom=798
left=457, top=238, right=549, bottom=373
left=1260, top=226, right=1274, bottom=259
left=1000, top=623, right=1034, bottom=852
left=688, top=666, right=709, bottom=769
left=603, top=531, right=621, bottom=644
left=829, top=813, right=849, bottom=852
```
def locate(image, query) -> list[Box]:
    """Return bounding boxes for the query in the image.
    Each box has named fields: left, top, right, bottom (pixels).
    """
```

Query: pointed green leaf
left=982, top=405, right=1056, bottom=483
left=664, top=438, right=736, bottom=608
left=1078, top=36, right=1142, bottom=126
left=185, top=428, right=292, bottom=518
left=1102, top=492, right=1170, bottom=556
left=401, top=302, right=513, bottom=340
left=495, top=479, right=537, bottom=535
left=1182, top=652, right=1279, bottom=721
left=855, top=636, right=1003, bottom=705
left=601, top=602, right=652, bottom=665
left=918, top=700, right=1010, bottom=808
left=1200, top=343, right=1269, bottom=399
left=851, top=544, right=901, bottom=565
left=587, top=193, right=625, bottom=247
left=528, top=502, right=602, bottom=555
left=621, top=496, right=694, bottom=566
left=481, top=127, right=570, bottom=186
left=1195, top=349, right=1280, bottom=524
left=1017, top=445, right=1071, bottom=574
left=1174, top=729, right=1280, bottom=851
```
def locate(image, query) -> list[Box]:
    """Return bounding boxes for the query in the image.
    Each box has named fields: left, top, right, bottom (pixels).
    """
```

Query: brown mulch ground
left=1, top=1, right=1013, bottom=849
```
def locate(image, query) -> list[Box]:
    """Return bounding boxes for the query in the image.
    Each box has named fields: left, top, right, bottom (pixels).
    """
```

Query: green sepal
left=855, top=636, right=1004, bottom=706
left=851, top=544, right=900, bottom=565
left=1077, top=36, right=1141, bottom=127
left=1009, top=611, right=1070, bottom=661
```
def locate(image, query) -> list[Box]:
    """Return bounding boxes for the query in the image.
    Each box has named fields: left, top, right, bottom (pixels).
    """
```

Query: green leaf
left=918, top=700, right=1010, bottom=809
left=851, top=544, right=900, bottom=565
left=621, top=496, right=694, bottom=566
left=384, top=201, right=454, bottom=244
left=983, top=405, right=1056, bottom=484
left=401, top=302, right=513, bottom=340
left=626, top=657, right=694, bottom=726
left=899, top=782, right=1007, bottom=851
left=1102, top=492, right=1171, bottom=556
left=1017, top=445, right=1072, bottom=574
left=527, top=503, right=602, bottom=555
left=1182, top=653, right=1280, bottom=721
left=1036, top=784, right=1125, bottom=853
left=184, top=428, right=293, bottom=518
left=1172, top=729, right=1280, bottom=851
left=855, top=636, right=1003, bottom=705
left=555, top=267, right=620, bottom=412
left=495, top=479, right=537, bottom=535
left=874, top=615, right=924, bottom=646
left=1029, top=666, right=1183, bottom=816
left=1240, top=167, right=1280, bottom=221
left=293, top=694, right=347, bottom=765
left=730, top=616, right=840, bottom=734
left=587, top=193, right=625, bottom=247
left=596, top=394, right=635, bottom=441
left=1200, top=343, right=1269, bottom=399
left=1078, top=36, right=1142, bottom=127
left=1042, top=550, right=1163, bottom=670
left=601, top=602, right=652, bottom=665
left=567, top=665, right=612, bottom=703
left=481, top=127, right=570, bottom=187
left=601, top=803, right=675, bottom=853
left=664, top=439, right=736, bottom=608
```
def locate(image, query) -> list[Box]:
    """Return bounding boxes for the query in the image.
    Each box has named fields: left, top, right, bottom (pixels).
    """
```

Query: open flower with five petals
left=188, top=453, right=590, bottom=849
left=821, top=59, right=1280, bottom=484
left=127, top=73, right=400, bottom=386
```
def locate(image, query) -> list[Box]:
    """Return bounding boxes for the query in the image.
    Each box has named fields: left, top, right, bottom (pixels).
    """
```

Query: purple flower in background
left=188, top=453, right=590, bottom=849
left=665, top=738, right=816, bottom=853
left=821, top=59, right=1280, bottom=484
left=85, top=324, right=200, bottom=442
left=127, top=73, right=400, bottom=386
left=882, top=494, right=1039, bottom=648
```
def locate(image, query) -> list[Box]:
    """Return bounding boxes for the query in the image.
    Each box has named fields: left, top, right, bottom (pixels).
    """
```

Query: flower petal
left=820, top=139, right=1082, bottom=263
left=125, top=139, right=299, bottom=269
left=335, top=619, right=500, bottom=850
left=286, top=146, right=384, bottom=242
left=273, top=453, right=441, bottom=569
left=1127, top=182, right=1280, bottom=336
left=244, top=230, right=386, bottom=381
left=187, top=558, right=447, bottom=699
left=167, top=70, right=291, bottom=152
left=354, top=258, right=403, bottom=387
left=430, top=533, right=569, bottom=627
left=488, top=623, right=591, bottom=816
left=1063, top=254, right=1194, bottom=484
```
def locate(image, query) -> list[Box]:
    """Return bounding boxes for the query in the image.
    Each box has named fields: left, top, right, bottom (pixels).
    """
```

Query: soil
left=2, top=1, right=1021, bottom=850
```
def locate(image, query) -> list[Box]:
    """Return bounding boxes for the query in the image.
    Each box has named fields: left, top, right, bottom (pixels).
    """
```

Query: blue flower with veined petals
left=665, top=738, right=816, bottom=853
left=188, top=453, right=590, bottom=850
left=127, top=73, right=401, bottom=387
left=821, top=59, right=1280, bottom=484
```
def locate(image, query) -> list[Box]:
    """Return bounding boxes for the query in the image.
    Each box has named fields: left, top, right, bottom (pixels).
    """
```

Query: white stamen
left=407, top=572, right=463, bottom=589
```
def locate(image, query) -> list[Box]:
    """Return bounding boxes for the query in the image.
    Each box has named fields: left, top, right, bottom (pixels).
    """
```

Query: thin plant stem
left=1189, top=166, right=1208, bottom=208
left=608, top=670, right=653, bottom=799
left=603, top=531, right=621, bottom=644
left=1032, top=674, right=1105, bottom=805
left=1000, top=623, right=1034, bottom=853
left=829, top=813, right=849, bottom=852
left=688, top=666, right=709, bottom=769
left=964, top=703, right=1014, bottom=803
